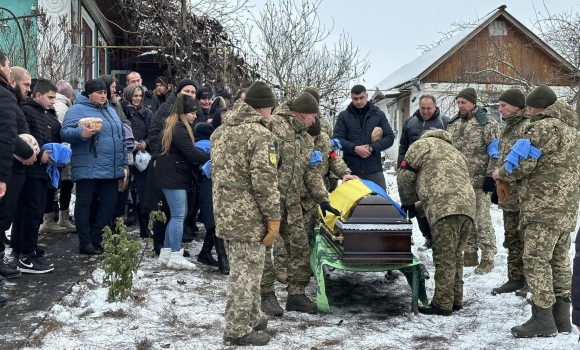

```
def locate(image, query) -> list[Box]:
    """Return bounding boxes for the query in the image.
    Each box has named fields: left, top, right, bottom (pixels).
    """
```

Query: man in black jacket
left=397, top=95, right=449, bottom=249
left=332, top=85, right=394, bottom=189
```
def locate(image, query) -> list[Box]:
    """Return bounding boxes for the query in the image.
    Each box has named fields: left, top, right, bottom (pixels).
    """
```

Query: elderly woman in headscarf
left=119, top=84, right=153, bottom=238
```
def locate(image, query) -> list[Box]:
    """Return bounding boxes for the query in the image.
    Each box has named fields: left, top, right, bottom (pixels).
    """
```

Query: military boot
left=474, top=260, right=494, bottom=275
left=552, top=297, right=572, bottom=334
left=463, top=251, right=479, bottom=267
left=511, top=303, right=557, bottom=338
left=261, top=292, right=283, bottom=316
left=223, top=330, right=270, bottom=346
left=286, top=294, right=318, bottom=314
left=418, top=303, right=452, bottom=316
left=515, top=283, right=530, bottom=297
left=214, top=237, right=230, bottom=275
left=252, top=317, right=268, bottom=331
left=491, top=280, right=525, bottom=295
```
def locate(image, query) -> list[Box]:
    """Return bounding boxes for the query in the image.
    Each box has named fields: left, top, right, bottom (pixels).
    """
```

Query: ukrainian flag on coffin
left=318, top=179, right=406, bottom=232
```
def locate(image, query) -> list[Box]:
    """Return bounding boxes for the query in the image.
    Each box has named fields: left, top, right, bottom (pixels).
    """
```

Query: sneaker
left=18, top=254, right=54, bottom=274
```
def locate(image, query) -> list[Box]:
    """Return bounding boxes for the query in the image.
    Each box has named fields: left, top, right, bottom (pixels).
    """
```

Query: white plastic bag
left=134, top=150, right=151, bottom=172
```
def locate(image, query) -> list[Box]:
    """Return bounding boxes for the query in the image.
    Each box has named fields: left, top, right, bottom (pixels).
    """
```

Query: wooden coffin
left=324, top=194, right=414, bottom=264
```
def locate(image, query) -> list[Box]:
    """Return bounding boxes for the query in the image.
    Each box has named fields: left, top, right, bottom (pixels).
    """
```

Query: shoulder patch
left=269, top=144, right=277, bottom=165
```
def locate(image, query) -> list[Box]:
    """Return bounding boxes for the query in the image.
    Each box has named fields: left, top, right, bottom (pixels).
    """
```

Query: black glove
left=483, top=177, right=496, bottom=193
left=490, top=189, right=499, bottom=205
left=320, top=201, right=340, bottom=217
left=401, top=204, right=417, bottom=219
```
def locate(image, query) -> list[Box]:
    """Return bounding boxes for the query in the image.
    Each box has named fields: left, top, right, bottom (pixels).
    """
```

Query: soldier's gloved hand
left=320, top=201, right=340, bottom=217
left=490, top=189, right=499, bottom=205
left=401, top=204, right=417, bottom=219
left=263, top=219, right=281, bottom=246
left=483, top=177, right=496, bottom=193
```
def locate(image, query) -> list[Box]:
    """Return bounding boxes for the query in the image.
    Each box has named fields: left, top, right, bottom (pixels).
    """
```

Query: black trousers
left=354, top=171, right=387, bottom=191
left=59, top=180, right=74, bottom=210
left=75, top=179, right=118, bottom=247
left=12, top=177, right=47, bottom=255
left=0, top=171, right=26, bottom=253
left=417, top=215, right=432, bottom=240
left=132, top=164, right=149, bottom=213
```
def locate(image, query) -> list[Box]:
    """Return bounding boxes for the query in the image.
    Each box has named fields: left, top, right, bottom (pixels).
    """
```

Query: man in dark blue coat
left=332, top=85, right=394, bottom=189
left=397, top=94, right=449, bottom=249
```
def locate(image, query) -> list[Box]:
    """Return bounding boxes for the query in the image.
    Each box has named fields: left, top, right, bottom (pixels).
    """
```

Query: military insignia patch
left=527, top=128, right=534, bottom=134
left=269, top=144, right=277, bottom=165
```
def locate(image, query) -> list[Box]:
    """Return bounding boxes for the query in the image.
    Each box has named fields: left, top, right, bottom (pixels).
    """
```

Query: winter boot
left=57, top=209, right=76, bottom=232
left=463, top=251, right=479, bottom=267
left=223, top=330, right=270, bottom=346
left=154, top=242, right=163, bottom=257
left=158, top=248, right=171, bottom=266
left=511, top=303, right=557, bottom=338
left=125, top=204, right=137, bottom=226
left=261, top=292, right=283, bottom=316
left=286, top=294, right=318, bottom=314
left=166, top=251, right=197, bottom=270
left=182, top=224, right=196, bottom=242
left=39, top=214, right=68, bottom=234
left=197, top=229, right=218, bottom=267
left=418, top=303, right=452, bottom=316
left=0, top=256, right=21, bottom=279
left=214, top=237, right=230, bottom=274
left=491, top=280, right=525, bottom=295
left=474, top=260, right=494, bottom=275
left=515, top=283, right=531, bottom=297
left=253, top=317, right=268, bottom=331
left=138, top=213, right=152, bottom=239
left=552, top=297, right=572, bottom=334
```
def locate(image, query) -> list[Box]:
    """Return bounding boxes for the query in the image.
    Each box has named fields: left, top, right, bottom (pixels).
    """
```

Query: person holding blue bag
left=194, top=122, right=229, bottom=274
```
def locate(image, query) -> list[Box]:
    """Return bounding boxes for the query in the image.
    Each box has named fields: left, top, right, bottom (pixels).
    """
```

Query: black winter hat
left=526, top=84, right=557, bottom=109
left=176, top=78, right=198, bottom=94
left=307, top=117, right=321, bottom=136
left=194, top=122, right=214, bottom=141
left=303, top=87, right=320, bottom=103
left=499, top=88, right=526, bottom=109
left=197, top=87, right=213, bottom=100
left=290, top=92, right=319, bottom=114
left=218, top=90, right=233, bottom=104
left=456, top=88, right=477, bottom=104
left=245, top=81, right=276, bottom=109
left=155, top=76, right=169, bottom=88
left=85, top=79, right=107, bottom=95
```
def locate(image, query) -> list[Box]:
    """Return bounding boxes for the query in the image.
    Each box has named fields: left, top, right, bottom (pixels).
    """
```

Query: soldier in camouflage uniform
left=490, top=89, right=530, bottom=295
left=273, top=116, right=353, bottom=283
left=398, top=129, right=475, bottom=315
left=260, top=92, right=342, bottom=316
left=212, top=81, right=281, bottom=346
left=493, top=85, right=580, bottom=338
left=447, top=88, right=500, bottom=274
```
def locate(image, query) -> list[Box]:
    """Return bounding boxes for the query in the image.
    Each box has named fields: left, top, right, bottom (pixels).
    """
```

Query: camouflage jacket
left=448, top=105, right=501, bottom=188
left=320, top=117, right=332, bottom=136
left=211, top=101, right=281, bottom=242
left=300, top=131, right=351, bottom=211
left=498, top=109, right=530, bottom=211
left=397, top=129, right=476, bottom=225
left=270, top=102, right=329, bottom=224
left=499, top=100, right=580, bottom=232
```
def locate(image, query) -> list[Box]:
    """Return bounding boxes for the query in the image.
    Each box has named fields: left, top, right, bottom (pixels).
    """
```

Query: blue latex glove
left=202, top=160, right=211, bottom=178
left=330, top=138, right=342, bottom=151
left=309, top=150, right=322, bottom=166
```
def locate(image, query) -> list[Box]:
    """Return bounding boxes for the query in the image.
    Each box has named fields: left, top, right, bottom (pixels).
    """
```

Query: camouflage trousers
left=431, top=215, right=473, bottom=310
left=273, top=207, right=318, bottom=275
left=503, top=210, right=525, bottom=282
left=465, top=189, right=497, bottom=261
left=522, top=222, right=571, bottom=308
left=223, top=240, right=265, bottom=338
left=262, top=214, right=311, bottom=295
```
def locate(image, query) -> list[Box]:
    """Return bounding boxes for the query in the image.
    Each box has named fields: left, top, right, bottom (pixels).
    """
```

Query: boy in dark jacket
left=13, top=79, right=60, bottom=274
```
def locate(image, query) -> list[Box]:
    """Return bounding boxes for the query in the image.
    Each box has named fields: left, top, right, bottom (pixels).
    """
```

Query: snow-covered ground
left=14, top=174, right=580, bottom=349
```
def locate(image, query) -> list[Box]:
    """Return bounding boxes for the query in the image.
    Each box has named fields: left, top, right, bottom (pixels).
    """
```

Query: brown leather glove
left=371, top=127, right=383, bottom=143
left=496, top=180, right=511, bottom=204
left=263, top=219, right=281, bottom=246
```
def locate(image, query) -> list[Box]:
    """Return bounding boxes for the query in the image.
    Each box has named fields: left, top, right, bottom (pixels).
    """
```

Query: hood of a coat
left=530, top=99, right=579, bottom=129
left=55, top=93, right=72, bottom=108
left=419, top=129, right=453, bottom=144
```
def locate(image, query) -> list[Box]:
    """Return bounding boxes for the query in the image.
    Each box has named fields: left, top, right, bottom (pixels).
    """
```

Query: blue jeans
left=161, top=188, right=188, bottom=252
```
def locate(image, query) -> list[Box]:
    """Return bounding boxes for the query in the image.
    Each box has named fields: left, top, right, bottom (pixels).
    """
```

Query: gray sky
left=246, top=0, right=579, bottom=90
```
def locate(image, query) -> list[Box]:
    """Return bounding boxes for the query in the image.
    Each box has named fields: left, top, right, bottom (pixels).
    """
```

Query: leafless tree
left=245, top=0, right=369, bottom=125
left=416, top=19, right=479, bottom=54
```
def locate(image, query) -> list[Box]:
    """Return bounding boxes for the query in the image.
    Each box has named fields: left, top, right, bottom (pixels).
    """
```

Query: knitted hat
left=456, top=88, right=477, bottom=104
left=56, top=80, right=74, bottom=99
left=197, top=87, right=213, bottom=100
left=499, top=88, right=526, bottom=109
left=85, top=79, right=107, bottom=95
left=303, top=87, right=320, bottom=103
left=307, top=117, right=321, bottom=136
left=194, top=122, right=214, bottom=141
left=244, top=81, right=276, bottom=109
left=290, top=92, right=319, bottom=114
left=526, top=84, right=557, bottom=109
left=176, top=78, right=198, bottom=93
left=155, top=76, right=169, bottom=88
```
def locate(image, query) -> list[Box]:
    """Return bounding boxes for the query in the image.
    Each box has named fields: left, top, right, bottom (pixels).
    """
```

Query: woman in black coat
left=154, top=94, right=210, bottom=270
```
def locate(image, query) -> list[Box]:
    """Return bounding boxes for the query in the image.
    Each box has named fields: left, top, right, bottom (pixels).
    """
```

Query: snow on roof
left=375, top=10, right=498, bottom=91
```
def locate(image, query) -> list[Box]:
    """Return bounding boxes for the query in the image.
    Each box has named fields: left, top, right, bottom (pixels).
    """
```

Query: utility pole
left=181, top=0, right=187, bottom=32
